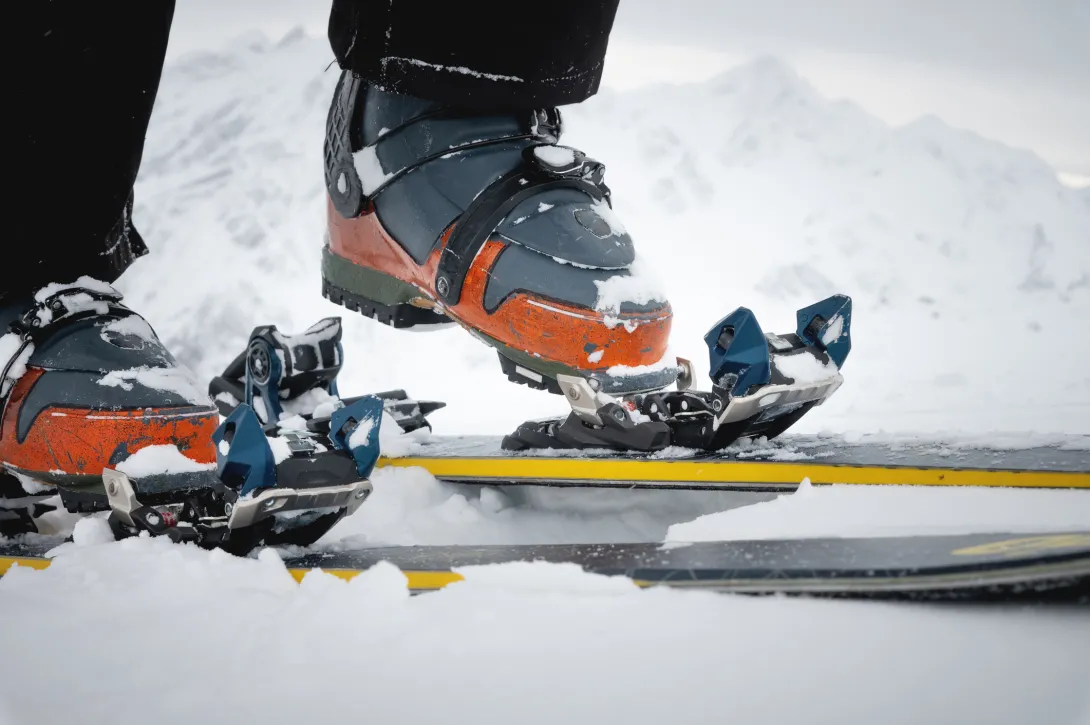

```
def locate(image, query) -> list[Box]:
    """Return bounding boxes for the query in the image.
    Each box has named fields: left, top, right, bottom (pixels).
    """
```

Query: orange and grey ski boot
left=0, top=277, right=219, bottom=536
left=322, top=71, right=678, bottom=396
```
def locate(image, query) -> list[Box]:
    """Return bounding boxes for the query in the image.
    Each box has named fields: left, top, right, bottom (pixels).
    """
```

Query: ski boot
left=0, top=277, right=220, bottom=536
left=323, top=71, right=677, bottom=396
left=503, top=295, right=853, bottom=452
left=0, top=279, right=377, bottom=553
left=208, top=316, right=444, bottom=441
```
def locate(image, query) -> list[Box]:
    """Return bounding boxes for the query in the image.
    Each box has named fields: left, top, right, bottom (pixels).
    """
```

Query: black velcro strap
left=434, top=169, right=605, bottom=306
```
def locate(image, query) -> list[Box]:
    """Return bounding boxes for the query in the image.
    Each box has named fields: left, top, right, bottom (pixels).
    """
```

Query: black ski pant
left=7, top=0, right=621, bottom=300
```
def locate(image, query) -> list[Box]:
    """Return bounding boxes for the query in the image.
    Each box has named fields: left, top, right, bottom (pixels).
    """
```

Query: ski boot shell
left=0, top=279, right=218, bottom=493
left=322, top=71, right=677, bottom=396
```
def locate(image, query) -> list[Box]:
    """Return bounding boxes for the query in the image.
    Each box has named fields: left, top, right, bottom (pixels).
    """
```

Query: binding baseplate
left=96, top=393, right=381, bottom=555
left=502, top=294, right=852, bottom=452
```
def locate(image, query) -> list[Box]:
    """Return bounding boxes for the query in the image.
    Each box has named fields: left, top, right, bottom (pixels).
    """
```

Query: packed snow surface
left=667, top=477, right=1090, bottom=542
left=1, top=535, right=1088, bottom=725
left=2, top=29, right=1088, bottom=725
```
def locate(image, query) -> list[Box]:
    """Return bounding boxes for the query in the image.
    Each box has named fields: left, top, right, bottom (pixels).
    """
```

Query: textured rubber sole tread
left=497, top=352, right=564, bottom=395
left=322, top=279, right=452, bottom=329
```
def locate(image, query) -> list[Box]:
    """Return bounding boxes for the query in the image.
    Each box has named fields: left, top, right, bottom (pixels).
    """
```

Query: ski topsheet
left=376, top=435, right=1090, bottom=491
left=3, top=531, right=1088, bottom=602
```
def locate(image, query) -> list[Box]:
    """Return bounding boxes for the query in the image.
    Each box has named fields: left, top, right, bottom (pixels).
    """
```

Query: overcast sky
left=166, top=0, right=1090, bottom=178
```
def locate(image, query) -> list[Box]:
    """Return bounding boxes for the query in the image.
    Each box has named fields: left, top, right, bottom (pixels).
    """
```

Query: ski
left=4, top=530, right=1088, bottom=603
left=374, top=434, right=1090, bottom=491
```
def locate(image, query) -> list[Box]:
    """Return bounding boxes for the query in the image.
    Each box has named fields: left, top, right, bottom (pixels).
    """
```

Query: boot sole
left=321, top=246, right=452, bottom=329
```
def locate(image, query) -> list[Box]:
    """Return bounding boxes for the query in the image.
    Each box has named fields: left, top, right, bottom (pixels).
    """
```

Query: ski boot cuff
left=1, top=277, right=129, bottom=398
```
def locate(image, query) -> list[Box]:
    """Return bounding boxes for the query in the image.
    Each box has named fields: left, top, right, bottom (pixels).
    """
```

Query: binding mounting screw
left=567, top=387, right=581, bottom=401
left=107, top=481, right=117, bottom=495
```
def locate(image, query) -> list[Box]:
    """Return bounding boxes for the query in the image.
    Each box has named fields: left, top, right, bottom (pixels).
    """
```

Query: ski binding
left=93, top=316, right=439, bottom=554
left=503, top=294, right=852, bottom=452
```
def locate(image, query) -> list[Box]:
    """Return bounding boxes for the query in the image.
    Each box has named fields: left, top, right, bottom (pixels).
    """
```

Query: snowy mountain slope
left=121, top=30, right=1090, bottom=436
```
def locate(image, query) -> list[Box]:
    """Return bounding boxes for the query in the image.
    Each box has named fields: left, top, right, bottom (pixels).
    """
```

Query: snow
left=380, top=56, right=524, bottom=83
left=774, top=351, right=839, bottom=384
left=533, top=145, right=577, bottom=167
left=452, top=560, right=639, bottom=594
left=320, top=466, right=750, bottom=548
left=97, top=366, right=211, bottom=406
left=280, top=387, right=339, bottom=416
left=32, top=275, right=118, bottom=303
left=9, top=472, right=50, bottom=495
left=346, top=418, right=374, bottom=449
left=31, top=292, right=111, bottom=327
left=71, top=516, right=116, bottom=546
left=1, top=536, right=1088, bottom=725
left=98, top=315, right=159, bottom=345
left=587, top=349, right=604, bottom=364
left=605, top=353, right=679, bottom=379
left=251, top=394, right=269, bottom=423
left=352, top=145, right=392, bottom=196
left=214, top=391, right=239, bottom=406
left=276, top=413, right=308, bottom=431
left=377, top=412, right=430, bottom=458
left=593, top=257, right=669, bottom=314
left=0, top=334, right=33, bottom=398
left=267, top=436, right=294, bottom=464
left=666, top=479, right=1090, bottom=542
left=590, top=198, right=628, bottom=235
left=821, top=313, right=845, bottom=345
left=114, top=444, right=217, bottom=477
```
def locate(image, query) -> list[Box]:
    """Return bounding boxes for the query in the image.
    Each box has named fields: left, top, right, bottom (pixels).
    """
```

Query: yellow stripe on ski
left=0, top=556, right=52, bottom=575
left=376, top=457, right=1090, bottom=489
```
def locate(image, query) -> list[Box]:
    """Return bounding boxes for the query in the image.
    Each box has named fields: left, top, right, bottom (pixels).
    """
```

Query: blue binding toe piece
left=329, top=396, right=384, bottom=479
left=213, top=405, right=278, bottom=497
left=795, top=294, right=852, bottom=369
left=704, top=307, right=772, bottom=396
